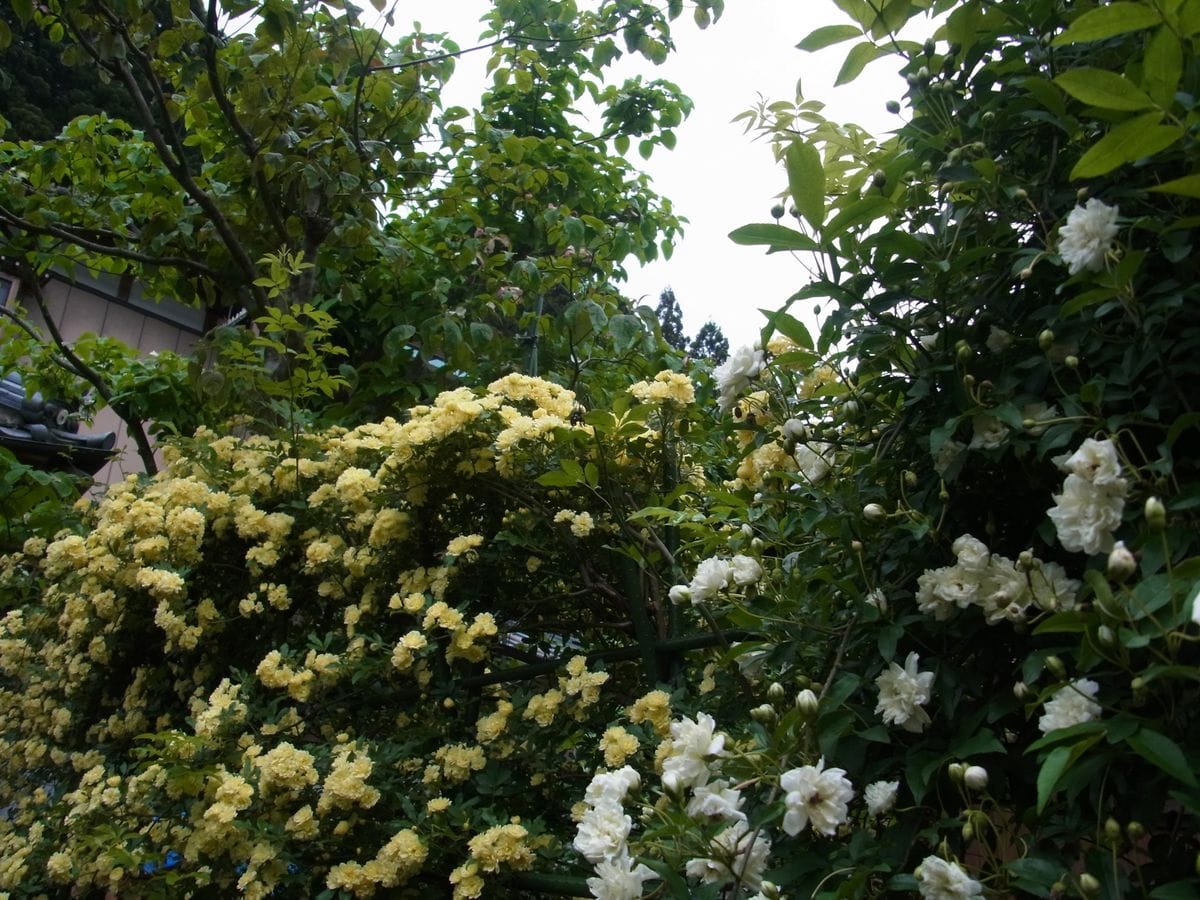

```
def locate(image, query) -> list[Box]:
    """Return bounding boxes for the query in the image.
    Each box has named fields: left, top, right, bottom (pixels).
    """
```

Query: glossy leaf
left=786, top=140, right=825, bottom=229
left=1070, top=112, right=1183, bottom=179
left=1054, top=68, right=1157, bottom=111
left=1052, top=2, right=1162, bottom=45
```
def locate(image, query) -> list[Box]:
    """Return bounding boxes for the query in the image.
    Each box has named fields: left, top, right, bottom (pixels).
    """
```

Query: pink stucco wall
left=7, top=271, right=203, bottom=486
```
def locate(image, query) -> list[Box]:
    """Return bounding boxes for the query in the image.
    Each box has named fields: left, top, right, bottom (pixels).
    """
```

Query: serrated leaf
left=1127, top=728, right=1198, bottom=787
left=1052, top=2, right=1162, bottom=45
left=796, top=24, right=861, bottom=51
left=786, top=141, right=825, bottom=229
left=1070, top=112, right=1182, bottom=179
left=728, top=224, right=818, bottom=252
left=835, top=41, right=884, bottom=86
left=1054, top=68, right=1156, bottom=111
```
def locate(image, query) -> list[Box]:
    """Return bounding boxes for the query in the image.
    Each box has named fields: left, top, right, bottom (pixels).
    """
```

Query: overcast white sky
left=391, top=1, right=914, bottom=349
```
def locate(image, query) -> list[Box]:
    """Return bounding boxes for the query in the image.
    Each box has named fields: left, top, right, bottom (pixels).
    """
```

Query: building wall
left=5, top=270, right=204, bottom=486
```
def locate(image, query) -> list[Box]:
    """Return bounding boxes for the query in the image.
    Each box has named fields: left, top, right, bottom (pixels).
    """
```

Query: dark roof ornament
left=0, top=372, right=116, bottom=476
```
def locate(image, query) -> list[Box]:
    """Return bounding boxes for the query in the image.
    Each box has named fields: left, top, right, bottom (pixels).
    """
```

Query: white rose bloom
left=875, top=652, right=934, bottom=733
left=1058, top=198, right=1119, bottom=275
left=914, top=855, right=985, bottom=900
left=667, top=584, right=691, bottom=605
left=794, top=441, right=832, bottom=483
left=1038, top=678, right=1101, bottom=735
left=584, top=767, right=640, bottom=805
left=951, top=534, right=991, bottom=572
left=574, top=799, right=633, bottom=863
left=864, top=779, right=900, bottom=817
left=684, top=820, right=770, bottom=891
left=978, top=558, right=1031, bottom=624
left=730, top=555, right=763, bottom=586
left=1059, top=438, right=1126, bottom=490
left=779, top=757, right=855, bottom=836
left=969, top=414, right=1008, bottom=450
left=661, top=713, right=725, bottom=793
left=986, top=326, right=1012, bottom=353
left=586, top=852, right=657, bottom=900
left=916, top=566, right=980, bottom=620
left=686, top=779, right=746, bottom=822
left=933, top=439, right=967, bottom=478
left=1028, top=561, right=1080, bottom=612
left=1022, top=402, right=1057, bottom=437
left=1048, top=474, right=1125, bottom=555
left=713, top=344, right=765, bottom=413
left=689, top=557, right=732, bottom=603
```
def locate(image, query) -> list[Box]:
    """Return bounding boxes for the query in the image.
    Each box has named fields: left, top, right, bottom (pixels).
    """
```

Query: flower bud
left=795, top=688, right=820, bottom=717
left=1015, top=188, right=1029, bottom=201
left=1096, top=625, right=1116, bottom=649
left=770, top=203, right=786, bottom=220
left=759, top=882, right=781, bottom=900
left=1019, top=266, right=1034, bottom=280
left=886, top=100, right=901, bottom=114
left=1106, top=541, right=1136, bottom=581
left=1064, top=355, right=1079, bottom=369
left=751, top=537, right=764, bottom=551
left=1145, top=496, right=1167, bottom=532
left=841, top=399, right=859, bottom=417
left=947, top=762, right=965, bottom=784
left=863, top=503, right=887, bottom=522
left=750, top=704, right=776, bottom=723
left=1017, top=549, right=1037, bottom=571
left=1038, top=329, right=1055, bottom=351
left=962, top=373, right=976, bottom=390
left=668, top=585, right=692, bottom=605
left=871, top=169, right=887, bottom=188
left=1045, top=655, right=1066, bottom=679
left=963, top=765, right=989, bottom=790
left=1013, top=680, right=1032, bottom=701
left=904, top=469, right=918, bottom=488
left=767, top=681, right=786, bottom=702
left=1076, top=187, right=1090, bottom=203
left=1104, top=817, right=1121, bottom=843
left=961, top=821, right=974, bottom=840
left=850, top=540, right=864, bottom=553
left=1079, top=873, right=1101, bottom=896
left=1126, top=821, right=1145, bottom=841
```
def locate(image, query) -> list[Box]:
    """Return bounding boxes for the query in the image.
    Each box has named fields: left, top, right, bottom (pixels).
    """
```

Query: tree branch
left=9, top=269, right=159, bottom=476
left=0, top=206, right=224, bottom=280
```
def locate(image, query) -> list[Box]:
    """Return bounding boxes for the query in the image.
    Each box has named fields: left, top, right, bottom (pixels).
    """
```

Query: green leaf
left=609, top=314, right=643, bottom=354
left=824, top=195, right=891, bottom=236
left=1143, top=26, right=1183, bottom=107
left=1149, top=173, right=1200, bottom=198
left=1070, top=112, right=1183, bottom=179
left=1054, top=68, right=1156, bottom=111
left=1037, top=735, right=1101, bottom=813
left=728, top=224, right=818, bottom=253
left=796, top=24, right=862, bottom=51
left=1127, top=728, right=1198, bottom=787
left=786, top=141, right=825, bottom=229
left=1052, top=3, right=1162, bottom=45
left=760, top=309, right=814, bottom=350
left=835, top=41, right=884, bottom=86
left=1149, top=881, right=1200, bottom=900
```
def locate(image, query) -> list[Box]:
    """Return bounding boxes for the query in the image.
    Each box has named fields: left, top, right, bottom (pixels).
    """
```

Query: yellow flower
left=628, top=689, right=672, bottom=736
left=599, top=725, right=640, bottom=767
left=468, top=823, right=533, bottom=873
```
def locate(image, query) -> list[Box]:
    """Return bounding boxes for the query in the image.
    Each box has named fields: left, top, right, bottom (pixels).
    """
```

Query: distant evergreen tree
left=654, top=287, right=687, bottom=351
left=0, top=5, right=168, bottom=140
left=689, top=320, right=729, bottom=364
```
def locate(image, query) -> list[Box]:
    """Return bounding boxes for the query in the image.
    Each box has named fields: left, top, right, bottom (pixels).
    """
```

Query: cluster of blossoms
left=916, top=534, right=1078, bottom=624
left=628, top=369, right=696, bottom=406
left=669, top=554, right=763, bottom=606
left=1048, top=437, right=1129, bottom=555
left=574, top=767, right=656, bottom=900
